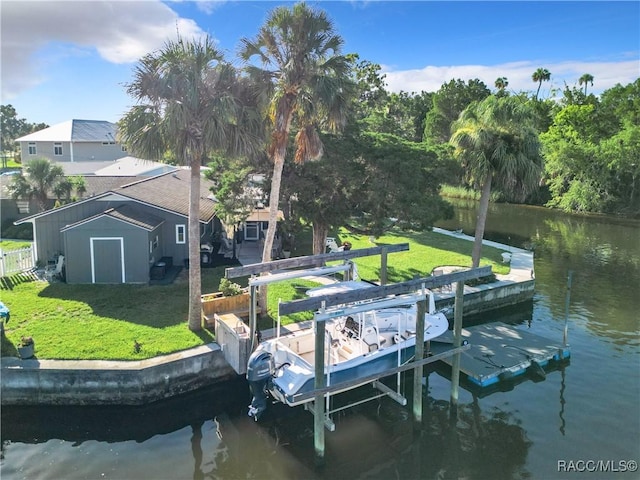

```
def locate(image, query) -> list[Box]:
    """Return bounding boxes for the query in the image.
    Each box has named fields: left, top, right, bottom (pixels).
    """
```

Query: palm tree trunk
left=471, top=175, right=492, bottom=268
left=257, top=145, right=286, bottom=315
left=188, top=158, right=203, bottom=331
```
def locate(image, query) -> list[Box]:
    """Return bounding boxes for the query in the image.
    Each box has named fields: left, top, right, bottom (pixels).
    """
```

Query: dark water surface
left=2, top=202, right=639, bottom=479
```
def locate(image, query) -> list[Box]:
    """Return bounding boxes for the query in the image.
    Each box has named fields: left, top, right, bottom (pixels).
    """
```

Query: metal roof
left=15, top=120, right=117, bottom=143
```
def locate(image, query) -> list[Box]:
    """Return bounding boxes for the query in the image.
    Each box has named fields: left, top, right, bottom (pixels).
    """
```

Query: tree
left=118, top=36, right=261, bottom=331
left=424, top=78, right=491, bottom=144
left=8, top=157, right=64, bottom=211
left=450, top=96, right=542, bottom=267
left=239, top=2, right=353, bottom=267
left=494, top=77, right=509, bottom=99
left=280, top=128, right=454, bottom=254
left=532, top=68, right=551, bottom=100
left=578, top=73, right=594, bottom=96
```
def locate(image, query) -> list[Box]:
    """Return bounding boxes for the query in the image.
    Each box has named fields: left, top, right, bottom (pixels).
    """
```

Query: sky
left=1, top=0, right=638, bottom=127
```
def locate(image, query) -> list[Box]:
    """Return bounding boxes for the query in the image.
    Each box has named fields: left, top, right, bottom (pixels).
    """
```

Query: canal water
left=2, top=202, right=639, bottom=479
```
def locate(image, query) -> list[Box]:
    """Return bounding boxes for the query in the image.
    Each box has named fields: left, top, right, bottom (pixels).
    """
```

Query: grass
left=0, top=227, right=510, bottom=361
left=0, top=240, right=32, bottom=251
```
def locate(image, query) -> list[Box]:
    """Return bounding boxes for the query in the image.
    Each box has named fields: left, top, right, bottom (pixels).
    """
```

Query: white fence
left=0, top=246, right=35, bottom=277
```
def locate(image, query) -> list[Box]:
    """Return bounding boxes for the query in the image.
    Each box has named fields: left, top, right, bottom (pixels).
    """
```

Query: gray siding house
left=16, top=170, right=221, bottom=284
left=15, top=119, right=125, bottom=164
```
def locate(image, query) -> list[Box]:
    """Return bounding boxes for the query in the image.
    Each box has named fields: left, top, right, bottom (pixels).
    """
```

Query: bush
left=1, top=219, right=33, bottom=240
left=218, top=278, right=244, bottom=296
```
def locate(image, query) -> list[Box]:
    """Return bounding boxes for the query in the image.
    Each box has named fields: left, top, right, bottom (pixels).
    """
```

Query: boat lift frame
left=226, top=246, right=492, bottom=464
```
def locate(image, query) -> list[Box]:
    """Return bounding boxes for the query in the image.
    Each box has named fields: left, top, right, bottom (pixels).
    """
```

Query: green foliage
left=283, top=128, right=454, bottom=247
left=205, top=155, right=256, bottom=225
left=451, top=96, right=543, bottom=201
left=0, top=220, right=33, bottom=240
left=218, top=278, right=244, bottom=296
left=424, top=78, right=491, bottom=144
left=7, top=157, right=65, bottom=212
left=541, top=81, right=640, bottom=216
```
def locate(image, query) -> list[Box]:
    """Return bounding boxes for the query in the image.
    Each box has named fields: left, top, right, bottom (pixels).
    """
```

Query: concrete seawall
left=1, top=344, right=237, bottom=406
left=1, top=229, right=535, bottom=406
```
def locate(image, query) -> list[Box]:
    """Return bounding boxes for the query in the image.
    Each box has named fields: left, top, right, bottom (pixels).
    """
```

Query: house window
left=121, top=145, right=127, bottom=152
left=54, top=143, right=63, bottom=156
left=176, top=225, right=186, bottom=244
left=153, top=235, right=159, bottom=249
left=28, top=143, right=37, bottom=155
left=102, top=141, right=115, bottom=145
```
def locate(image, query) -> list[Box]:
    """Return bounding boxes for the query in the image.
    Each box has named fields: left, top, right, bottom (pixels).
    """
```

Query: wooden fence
left=0, top=246, right=35, bottom=277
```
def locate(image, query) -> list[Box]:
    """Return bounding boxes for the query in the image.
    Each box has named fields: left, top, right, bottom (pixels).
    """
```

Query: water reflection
left=437, top=200, right=640, bottom=347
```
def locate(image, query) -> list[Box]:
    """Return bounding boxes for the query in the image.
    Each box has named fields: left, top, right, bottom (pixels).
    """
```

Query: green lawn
left=0, top=228, right=510, bottom=361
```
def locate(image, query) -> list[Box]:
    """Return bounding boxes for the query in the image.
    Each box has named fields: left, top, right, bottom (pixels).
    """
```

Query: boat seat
left=362, top=326, right=384, bottom=352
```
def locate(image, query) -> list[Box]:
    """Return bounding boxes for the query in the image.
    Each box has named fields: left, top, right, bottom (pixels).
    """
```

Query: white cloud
left=0, top=0, right=207, bottom=99
left=382, top=59, right=640, bottom=96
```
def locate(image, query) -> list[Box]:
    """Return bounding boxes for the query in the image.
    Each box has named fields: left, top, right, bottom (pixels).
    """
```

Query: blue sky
left=2, top=1, right=638, bottom=127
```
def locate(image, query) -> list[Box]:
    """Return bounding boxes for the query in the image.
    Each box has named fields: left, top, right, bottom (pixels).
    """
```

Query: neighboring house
left=15, top=119, right=126, bottom=164
left=15, top=170, right=222, bottom=284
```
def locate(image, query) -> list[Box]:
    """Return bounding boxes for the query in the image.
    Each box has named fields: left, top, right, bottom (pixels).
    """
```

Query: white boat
left=246, top=281, right=449, bottom=419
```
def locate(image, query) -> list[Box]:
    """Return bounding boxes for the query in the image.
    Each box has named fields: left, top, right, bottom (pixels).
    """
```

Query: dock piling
left=412, top=285, right=427, bottom=429
left=450, top=281, right=465, bottom=417
left=314, top=303, right=327, bottom=465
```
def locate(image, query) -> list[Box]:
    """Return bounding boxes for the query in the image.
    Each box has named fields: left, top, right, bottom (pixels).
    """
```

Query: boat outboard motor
left=246, top=350, right=273, bottom=420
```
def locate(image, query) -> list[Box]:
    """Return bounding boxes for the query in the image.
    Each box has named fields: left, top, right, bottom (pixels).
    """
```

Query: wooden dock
left=430, top=322, right=570, bottom=390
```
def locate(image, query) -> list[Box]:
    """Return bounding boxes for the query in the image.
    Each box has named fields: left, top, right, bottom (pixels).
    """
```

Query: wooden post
left=412, top=285, right=426, bottom=429
left=249, top=285, right=257, bottom=352
left=450, top=281, right=465, bottom=416
left=380, top=246, right=388, bottom=285
left=314, top=306, right=326, bottom=465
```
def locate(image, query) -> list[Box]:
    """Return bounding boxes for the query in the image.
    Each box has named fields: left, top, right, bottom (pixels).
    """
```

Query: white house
left=15, top=119, right=126, bottom=164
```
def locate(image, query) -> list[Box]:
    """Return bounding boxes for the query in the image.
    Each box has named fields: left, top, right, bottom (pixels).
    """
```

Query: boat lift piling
left=412, top=284, right=426, bottom=427
left=449, top=280, right=465, bottom=417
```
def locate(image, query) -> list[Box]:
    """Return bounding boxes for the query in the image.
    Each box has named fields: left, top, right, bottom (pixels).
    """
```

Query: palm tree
left=8, top=157, right=64, bottom=211
left=579, top=73, right=594, bottom=95
left=118, top=37, right=261, bottom=331
left=450, top=96, right=542, bottom=267
left=532, top=68, right=551, bottom=100
left=239, top=2, right=352, bottom=263
left=494, top=77, right=509, bottom=91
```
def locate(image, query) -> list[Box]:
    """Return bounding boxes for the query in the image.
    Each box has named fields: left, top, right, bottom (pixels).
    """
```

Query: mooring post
left=563, top=270, right=573, bottom=347
left=314, top=304, right=327, bottom=465
left=412, top=284, right=426, bottom=429
left=450, top=280, right=465, bottom=416
left=380, top=246, right=388, bottom=285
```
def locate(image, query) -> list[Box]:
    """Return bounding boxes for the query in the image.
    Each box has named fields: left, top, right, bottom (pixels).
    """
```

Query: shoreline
left=0, top=229, right=534, bottom=406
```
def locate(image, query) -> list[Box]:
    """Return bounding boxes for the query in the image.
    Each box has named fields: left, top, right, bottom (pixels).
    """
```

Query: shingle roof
left=15, top=120, right=117, bottom=143
left=61, top=204, right=165, bottom=232
left=82, top=176, right=141, bottom=197
left=15, top=169, right=218, bottom=224
left=115, top=169, right=217, bottom=222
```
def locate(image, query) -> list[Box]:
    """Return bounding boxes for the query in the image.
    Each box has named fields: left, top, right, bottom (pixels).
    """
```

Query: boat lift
left=226, top=246, right=492, bottom=464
